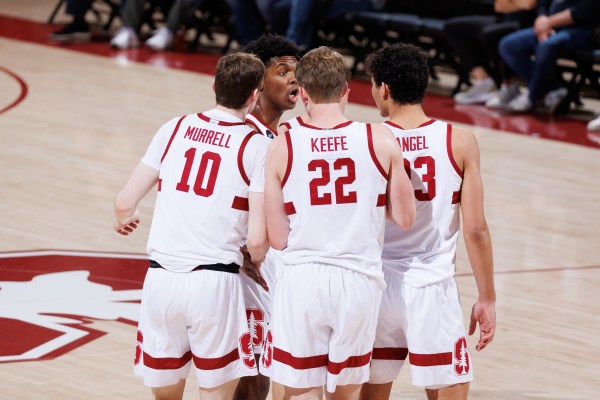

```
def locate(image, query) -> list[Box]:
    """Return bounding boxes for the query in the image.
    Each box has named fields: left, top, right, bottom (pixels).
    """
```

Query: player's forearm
left=464, top=224, right=496, bottom=302
left=548, top=9, right=574, bottom=29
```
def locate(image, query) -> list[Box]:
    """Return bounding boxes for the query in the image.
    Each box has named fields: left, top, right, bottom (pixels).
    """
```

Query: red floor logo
left=0, top=250, right=148, bottom=363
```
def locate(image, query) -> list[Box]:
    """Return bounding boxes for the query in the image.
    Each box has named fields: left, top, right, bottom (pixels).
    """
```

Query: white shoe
left=485, top=83, right=520, bottom=110
left=506, top=92, right=533, bottom=113
left=110, top=27, right=139, bottom=49
left=454, top=78, right=496, bottom=105
left=588, top=115, right=600, bottom=131
left=145, top=28, right=174, bottom=51
left=543, top=87, right=569, bottom=114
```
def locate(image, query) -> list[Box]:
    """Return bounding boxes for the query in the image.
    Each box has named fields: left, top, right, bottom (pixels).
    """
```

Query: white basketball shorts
left=239, top=250, right=280, bottom=356
left=368, top=269, right=473, bottom=388
left=134, top=267, right=257, bottom=388
left=266, top=263, right=382, bottom=393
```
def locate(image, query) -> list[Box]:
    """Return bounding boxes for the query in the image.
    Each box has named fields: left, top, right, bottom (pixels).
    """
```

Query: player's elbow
left=247, top=236, right=269, bottom=263
left=390, top=201, right=416, bottom=230
left=464, top=222, right=490, bottom=243
left=269, top=236, right=287, bottom=251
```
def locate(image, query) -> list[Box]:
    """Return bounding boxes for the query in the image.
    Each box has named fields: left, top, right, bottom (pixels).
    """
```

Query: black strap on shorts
left=149, top=260, right=240, bottom=274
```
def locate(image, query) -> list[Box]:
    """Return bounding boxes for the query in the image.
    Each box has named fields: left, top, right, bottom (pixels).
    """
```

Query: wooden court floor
left=1, top=1, right=599, bottom=399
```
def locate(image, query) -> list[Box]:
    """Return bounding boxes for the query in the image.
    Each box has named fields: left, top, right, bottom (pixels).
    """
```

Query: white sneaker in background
left=145, top=28, right=174, bottom=51
left=454, top=78, right=496, bottom=105
left=485, top=83, right=520, bottom=110
left=506, top=92, right=533, bottom=113
left=543, top=87, right=569, bottom=114
left=588, top=115, right=600, bottom=131
left=110, top=27, right=140, bottom=49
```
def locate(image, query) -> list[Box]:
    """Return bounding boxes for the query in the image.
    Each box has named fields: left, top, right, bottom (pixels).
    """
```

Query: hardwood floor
left=0, top=1, right=599, bottom=399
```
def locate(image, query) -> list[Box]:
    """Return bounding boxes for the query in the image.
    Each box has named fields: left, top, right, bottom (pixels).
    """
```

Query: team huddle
left=114, top=35, right=496, bottom=400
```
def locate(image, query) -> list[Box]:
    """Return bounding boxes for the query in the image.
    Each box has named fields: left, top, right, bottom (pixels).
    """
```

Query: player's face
left=371, top=78, right=389, bottom=118
left=263, top=56, right=299, bottom=112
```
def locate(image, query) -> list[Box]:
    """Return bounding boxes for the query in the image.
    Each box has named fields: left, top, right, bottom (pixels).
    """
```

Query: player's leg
left=404, top=279, right=472, bottom=397
left=425, top=382, right=469, bottom=400
left=151, top=379, right=186, bottom=400
left=361, top=269, right=408, bottom=400
left=199, top=378, right=241, bottom=400
left=326, top=268, right=382, bottom=397
left=284, top=386, right=323, bottom=399
left=271, top=381, right=285, bottom=400
left=233, top=364, right=270, bottom=400
left=329, top=383, right=361, bottom=400
left=359, top=382, right=393, bottom=400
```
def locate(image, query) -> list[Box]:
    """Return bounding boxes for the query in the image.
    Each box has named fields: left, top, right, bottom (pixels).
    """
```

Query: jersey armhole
left=446, top=124, right=463, bottom=178
left=281, top=130, right=293, bottom=188
left=160, top=115, right=186, bottom=163
left=238, top=130, right=260, bottom=186
left=367, top=123, right=389, bottom=180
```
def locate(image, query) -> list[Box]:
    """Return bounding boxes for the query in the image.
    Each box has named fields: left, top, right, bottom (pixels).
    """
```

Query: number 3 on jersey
left=404, top=156, right=436, bottom=201
left=176, top=147, right=221, bottom=196
left=308, top=158, right=357, bottom=205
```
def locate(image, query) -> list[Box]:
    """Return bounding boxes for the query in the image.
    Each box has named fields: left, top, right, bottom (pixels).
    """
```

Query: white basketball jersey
left=381, top=120, right=463, bottom=287
left=141, top=109, right=269, bottom=272
left=246, top=112, right=277, bottom=139
left=280, top=119, right=388, bottom=287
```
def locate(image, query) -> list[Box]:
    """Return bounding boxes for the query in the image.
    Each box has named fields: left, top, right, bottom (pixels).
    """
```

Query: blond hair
left=296, top=46, right=348, bottom=103
left=215, top=53, right=265, bottom=109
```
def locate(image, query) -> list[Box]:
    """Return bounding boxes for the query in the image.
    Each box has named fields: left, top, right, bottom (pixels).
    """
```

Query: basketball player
left=263, top=46, right=416, bottom=400
left=235, top=34, right=300, bottom=400
left=360, top=43, right=496, bottom=400
left=113, top=53, right=270, bottom=400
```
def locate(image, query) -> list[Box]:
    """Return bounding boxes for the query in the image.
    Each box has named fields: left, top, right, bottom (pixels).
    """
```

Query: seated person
left=445, top=0, right=536, bottom=108
left=498, top=0, right=600, bottom=113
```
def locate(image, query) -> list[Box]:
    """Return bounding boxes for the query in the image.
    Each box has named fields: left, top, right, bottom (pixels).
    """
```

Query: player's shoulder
left=449, top=124, right=478, bottom=150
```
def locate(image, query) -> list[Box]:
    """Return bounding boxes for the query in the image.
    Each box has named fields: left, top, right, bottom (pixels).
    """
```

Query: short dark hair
left=214, top=53, right=265, bottom=109
left=296, top=46, right=348, bottom=103
left=365, top=43, right=430, bottom=105
left=244, top=33, right=300, bottom=66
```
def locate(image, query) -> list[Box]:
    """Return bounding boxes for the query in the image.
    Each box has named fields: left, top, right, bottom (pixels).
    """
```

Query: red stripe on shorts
left=327, top=352, right=372, bottom=375
left=372, top=347, right=408, bottom=360
left=193, top=348, right=240, bottom=370
left=143, top=351, right=192, bottom=370
left=409, top=351, right=452, bottom=366
left=274, top=347, right=328, bottom=369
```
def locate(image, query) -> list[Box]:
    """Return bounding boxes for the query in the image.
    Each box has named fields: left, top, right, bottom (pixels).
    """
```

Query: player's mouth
left=288, top=88, right=299, bottom=103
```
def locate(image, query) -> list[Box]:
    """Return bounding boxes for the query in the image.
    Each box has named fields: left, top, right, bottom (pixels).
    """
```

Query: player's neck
left=252, top=102, right=283, bottom=132
left=214, top=105, right=247, bottom=122
left=306, top=103, right=347, bottom=128
left=388, top=103, right=429, bottom=129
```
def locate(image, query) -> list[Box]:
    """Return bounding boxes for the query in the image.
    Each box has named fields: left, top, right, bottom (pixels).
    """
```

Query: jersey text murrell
left=184, top=126, right=231, bottom=148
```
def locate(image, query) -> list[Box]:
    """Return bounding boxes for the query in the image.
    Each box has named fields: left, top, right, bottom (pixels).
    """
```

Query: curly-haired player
left=361, top=43, right=496, bottom=400
left=235, top=34, right=300, bottom=400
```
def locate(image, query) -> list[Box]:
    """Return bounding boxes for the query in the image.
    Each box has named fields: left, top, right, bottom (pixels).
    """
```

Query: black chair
left=48, top=0, right=121, bottom=31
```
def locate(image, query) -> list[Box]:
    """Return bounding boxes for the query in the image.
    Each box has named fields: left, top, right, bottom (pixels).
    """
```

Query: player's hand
left=240, top=246, right=269, bottom=291
left=114, top=210, right=140, bottom=236
left=469, top=300, right=496, bottom=351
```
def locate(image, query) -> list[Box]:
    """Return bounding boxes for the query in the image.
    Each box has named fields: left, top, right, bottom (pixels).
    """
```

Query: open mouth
left=288, top=88, right=299, bottom=103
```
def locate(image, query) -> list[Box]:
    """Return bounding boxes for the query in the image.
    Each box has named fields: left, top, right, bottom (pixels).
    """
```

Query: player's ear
left=212, top=80, right=215, bottom=93
left=299, top=87, right=310, bottom=106
left=382, top=82, right=390, bottom=100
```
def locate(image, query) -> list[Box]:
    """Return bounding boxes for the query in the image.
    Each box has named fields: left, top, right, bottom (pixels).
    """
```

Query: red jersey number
left=308, top=158, right=357, bottom=205
left=404, top=156, right=436, bottom=201
left=175, top=148, right=221, bottom=197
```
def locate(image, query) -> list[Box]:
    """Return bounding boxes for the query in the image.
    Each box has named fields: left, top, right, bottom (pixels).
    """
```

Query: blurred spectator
left=499, top=0, right=600, bottom=113
left=110, top=0, right=200, bottom=51
left=228, top=0, right=384, bottom=49
left=226, top=0, right=289, bottom=46
left=445, top=0, right=536, bottom=108
left=49, top=0, right=92, bottom=43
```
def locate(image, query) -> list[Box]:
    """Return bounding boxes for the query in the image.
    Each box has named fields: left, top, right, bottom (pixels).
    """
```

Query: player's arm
left=453, top=126, right=496, bottom=352
left=264, top=134, right=290, bottom=250
left=245, top=135, right=270, bottom=264
left=372, top=123, right=415, bottom=229
left=247, top=190, right=269, bottom=263
left=113, top=163, right=159, bottom=235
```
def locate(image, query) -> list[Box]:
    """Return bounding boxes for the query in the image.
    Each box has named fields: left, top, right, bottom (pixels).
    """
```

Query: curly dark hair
left=243, top=34, right=300, bottom=66
left=365, top=43, right=430, bottom=105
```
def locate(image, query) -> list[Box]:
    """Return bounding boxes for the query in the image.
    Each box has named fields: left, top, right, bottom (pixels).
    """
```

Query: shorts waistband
left=149, top=260, right=240, bottom=274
